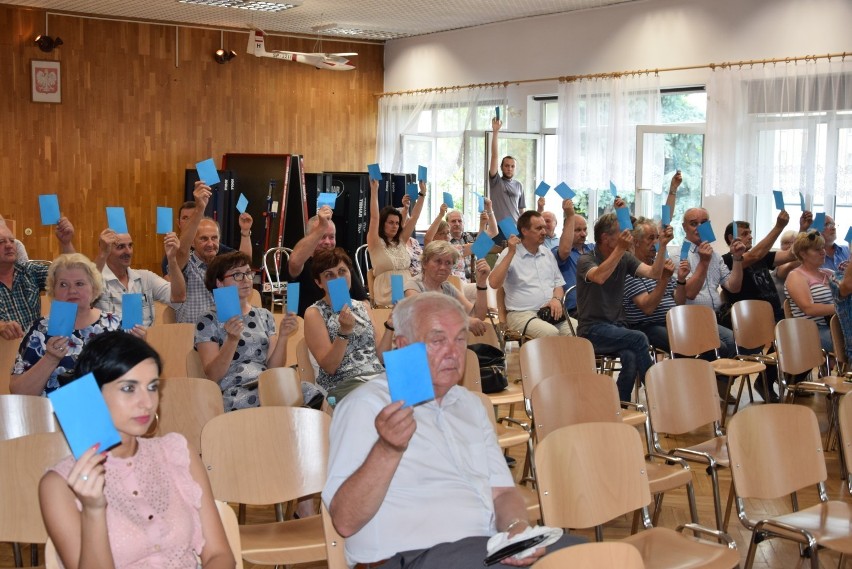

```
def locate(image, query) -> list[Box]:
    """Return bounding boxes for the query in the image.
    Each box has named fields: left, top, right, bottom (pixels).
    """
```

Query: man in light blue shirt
left=822, top=215, right=850, bottom=272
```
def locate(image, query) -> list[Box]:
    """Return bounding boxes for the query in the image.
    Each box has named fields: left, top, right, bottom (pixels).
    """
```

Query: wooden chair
left=153, top=301, right=176, bottom=324
left=274, top=313, right=304, bottom=368
left=0, top=338, right=20, bottom=395
left=145, top=322, right=195, bottom=378
left=666, top=304, right=765, bottom=425
left=258, top=367, right=303, bottom=407
left=157, top=376, right=224, bottom=455
left=489, top=286, right=533, bottom=351
left=201, top=407, right=330, bottom=567
left=530, top=373, right=698, bottom=528
left=645, top=359, right=731, bottom=533
left=162, top=305, right=178, bottom=324
left=0, top=431, right=71, bottom=567
left=830, top=314, right=848, bottom=375
left=467, top=318, right=501, bottom=348
left=460, top=349, right=482, bottom=392
left=186, top=349, right=207, bottom=379
left=295, top=338, right=317, bottom=383
left=839, top=391, right=852, bottom=494
left=249, top=288, right=262, bottom=308
left=783, top=298, right=794, bottom=319
left=535, top=422, right=739, bottom=568
left=727, top=404, right=852, bottom=569
left=531, top=542, right=645, bottom=569
left=447, top=274, right=463, bottom=291
left=730, top=299, right=778, bottom=402
left=369, top=307, right=393, bottom=335
left=0, top=394, right=56, bottom=441
left=321, top=501, right=347, bottom=569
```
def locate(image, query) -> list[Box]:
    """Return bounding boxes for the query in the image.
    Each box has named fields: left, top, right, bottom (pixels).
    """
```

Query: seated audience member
left=424, top=205, right=467, bottom=281
left=322, top=292, right=583, bottom=568
left=553, top=201, right=593, bottom=321
left=11, top=253, right=144, bottom=396
left=821, top=215, right=849, bottom=272
left=303, top=248, right=394, bottom=406
left=576, top=204, right=672, bottom=402
left=404, top=240, right=491, bottom=336
left=773, top=228, right=800, bottom=303
left=94, top=228, right=186, bottom=326
left=367, top=178, right=427, bottom=306
left=398, top=194, right=424, bottom=279
left=623, top=218, right=686, bottom=353
left=535, top=198, right=559, bottom=250
left=489, top=210, right=572, bottom=338
left=0, top=218, right=75, bottom=340
left=287, top=205, right=369, bottom=316
left=39, top=332, right=235, bottom=569
left=785, top=230, right=835, bottom=352
left=0, top=214, right=28, bottom=262
left=195, top=252, right=299, bottom=412
left=174, top=182, right=254, bottom=324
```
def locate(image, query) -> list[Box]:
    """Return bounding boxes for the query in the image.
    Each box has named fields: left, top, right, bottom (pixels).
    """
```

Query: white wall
left=383, top=0, right=852, bottom=244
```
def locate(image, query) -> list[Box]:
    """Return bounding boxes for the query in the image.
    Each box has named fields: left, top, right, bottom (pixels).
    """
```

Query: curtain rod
left=376, top=51, right=851, bottom=97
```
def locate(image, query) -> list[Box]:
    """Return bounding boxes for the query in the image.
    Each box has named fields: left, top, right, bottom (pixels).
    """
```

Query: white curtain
left=557, top=73, right=662, bottom=194
left=705, top=58, right=852, bottom=198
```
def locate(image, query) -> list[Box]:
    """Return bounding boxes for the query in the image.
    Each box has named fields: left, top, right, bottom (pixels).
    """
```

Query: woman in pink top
left=39, top=332, right=235, bottom=569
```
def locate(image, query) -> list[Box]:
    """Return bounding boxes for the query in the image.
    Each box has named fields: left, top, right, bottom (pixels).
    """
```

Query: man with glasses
left=821, top=215, right=849, bottom=272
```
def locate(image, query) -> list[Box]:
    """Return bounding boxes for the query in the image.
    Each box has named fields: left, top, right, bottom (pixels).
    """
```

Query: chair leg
left=720, top=375, right=735, bottom=427
left=685, top=480, right=699, bottom=525
left=743, top=531, right=760, bottom=569
left=651, top=492, right=664, bottom=526
left=12, top=543, right=22, bottom=568
left=722, top=478, right=735, bottom=532
left=708, top=465, right=725, bottom=532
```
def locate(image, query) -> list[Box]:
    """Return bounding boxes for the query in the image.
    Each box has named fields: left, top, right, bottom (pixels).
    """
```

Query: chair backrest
left=645, top=359, right=722, bottom=435
left=262, top=247, right=291, bottom=294
left=295, top=338, right=317, bottom=383
left=460, top=349, right=482, bottom=392
left=666, top=304, right=720, bottom=356
left=468, top=320, right=501, bottom=348
left=495, top=286, right=510, bottom=327
left=153, top=301, right=176, bottom=325
left=216, top=500, right=245, bottom=569
left=535, top=422, right=650, bottom=529
left=201, top=406, right=330, bottom=505
left=0, top=431, right=70, bottom=543
left=370, top=307, right=393, bottom=335
left=157, top=377, right=224, bottom=454
left=530, top=373, right=621, bottom=441
left=730, top=299, right=775, bottom=352
left=0, top=338, right=20, bottom=395
left=321, top=501, right=347, bottom=569
left=519, top=336, right=596, bottom=399
left=275, top=313, right=304, bottom=368
left=783, top=298, right=794, bottom=319
left=146, top=323, right=196, bottom=378
left=775, top=317, right=825, bottom=376
left=186, top=350, right=207, bottom=379
left=249, top=288, right=262, bottom=308
left=531, top=542, right=645, bottom=569
left=354, top=244, right=371, bottom=294
left=831, top=315, right=848, bottom=372
left=258, top=367, right=303, bottom=407
left=727, top=404, right=826, bottom=499
left=0, top=394, right=56, bottom=441
left=839, top=392, right=852, bottom=485
left=447, top=275, right=463, bottom=291
left=367, top=269, right=378, bottom=306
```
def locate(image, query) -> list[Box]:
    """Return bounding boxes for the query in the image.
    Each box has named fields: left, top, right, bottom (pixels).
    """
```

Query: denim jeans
left=580, top=322, right=652, bottom=402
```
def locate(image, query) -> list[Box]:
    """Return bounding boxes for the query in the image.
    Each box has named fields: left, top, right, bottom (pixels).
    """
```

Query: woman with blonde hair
left=785, top=231, right=835, bottom=351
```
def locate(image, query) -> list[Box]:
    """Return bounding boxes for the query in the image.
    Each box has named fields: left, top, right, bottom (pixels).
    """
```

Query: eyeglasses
left=224, top=270, right=256, bottom=282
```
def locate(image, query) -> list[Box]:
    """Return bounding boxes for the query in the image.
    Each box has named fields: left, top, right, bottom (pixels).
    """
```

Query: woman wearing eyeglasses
left=785, top=230, right=835, bottom=351
left=195, top=252, right=298, bottom=411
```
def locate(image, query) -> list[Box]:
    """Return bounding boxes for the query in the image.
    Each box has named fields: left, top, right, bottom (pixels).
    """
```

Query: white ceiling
left=4, top=0, right=641, bottom=42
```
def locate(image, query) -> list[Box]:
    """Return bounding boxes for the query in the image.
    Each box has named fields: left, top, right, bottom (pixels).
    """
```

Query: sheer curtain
left=557, top=73, right=662, bottom=196
left=705, top=58, right=852, bottom=199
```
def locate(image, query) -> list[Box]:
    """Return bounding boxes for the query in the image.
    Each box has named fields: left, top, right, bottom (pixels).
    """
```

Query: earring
left=145, top=413, right=160, bottom=438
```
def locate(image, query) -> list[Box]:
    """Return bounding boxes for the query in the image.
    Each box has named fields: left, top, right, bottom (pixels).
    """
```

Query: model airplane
left=246, top=29, right=357, bottom=71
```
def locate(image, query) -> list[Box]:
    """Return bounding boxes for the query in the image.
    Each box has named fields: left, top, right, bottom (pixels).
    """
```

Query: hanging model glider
left=246, top=28, right=357, bottom=71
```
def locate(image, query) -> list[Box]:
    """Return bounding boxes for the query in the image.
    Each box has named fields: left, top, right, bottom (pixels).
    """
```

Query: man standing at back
left=489, top=118, right=525, bottom=223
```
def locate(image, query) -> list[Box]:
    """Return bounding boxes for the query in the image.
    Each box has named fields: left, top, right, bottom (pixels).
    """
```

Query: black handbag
left=469, top=343, right=508, bottom=393
left=536, top=306, right=566, bottom=326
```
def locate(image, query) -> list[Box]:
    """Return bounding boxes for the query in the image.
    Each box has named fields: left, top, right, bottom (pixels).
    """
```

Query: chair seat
left=621, top=409, right=646, bottom=428
left=759, top=500, right=852, bottom=554
left=622, top=527, right=740, bottom=569
left=711, top=358, right=765, bottom=376
left=487, top=381, right=524, bottom=406
left=239, top=514, right=326, bottom=565
left=821, top=376, right=852, bottom=394
left=673, top=436, right=729, bottom=469
left=495, top=424, right=530, bottom=448
left=646, top=460, right=694, bottom=495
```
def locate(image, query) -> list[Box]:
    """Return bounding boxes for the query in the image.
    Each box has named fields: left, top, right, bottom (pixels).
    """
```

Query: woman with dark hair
left=194, top=251, right=299, bottom=411
left=39, top=332, right=236, bottom=569
left=303, top=247, right=394, bottom=405
left=366, top=177, right=427, bottom=306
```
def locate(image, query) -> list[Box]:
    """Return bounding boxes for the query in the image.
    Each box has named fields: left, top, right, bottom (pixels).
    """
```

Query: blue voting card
left=39, top=194, right=60, bottom=225
left=48, top=373, right=122, bottom=459
left=213, top=286, right=241, bottom=322
left=661, top=205, right=672, bottom=227
left=121, top=294, right=143, bottom=330
left=156, top=207, right=173, bottom=234
left=534, top=181, right=551, bottom=197
left=328, top=277, right=352, bottom=312
left=697, top=221, right=716, bottom=243
left=406, top=183, right=419, bottom=201
left=471, top=232, right=495, bottom=260
left=846, top=227, right=852, bottom=244
left=443, top=192, right=454, bottom=209
left=196, top=158, right=220, bottom=186
left=236, top=193, right=249, bottom=214
left=680, top=241, right=692, bottom=261
left=616, top=207, right=633, bottom=231
left=418, top=165, right=428, bottom=182
left=477, top=195, right=486, bottom=213
left=498, top=217, right=518, bottom=239
left=800, top=193, right=807, bottom=212
left=554, top=182, right=574, bottom=200
left=317, top=192, right=337, bottom=210
left=609, top=181, right=618, bottom=197
left=286, top=282, right=299, bottom=315
left=733, top=222, right=739, bottom=239
left=391, top=274, right=405, bottom=304
left=385, top=342, right=435, bottom=408
left=495, top=106, right=500, bottom=120
left=106, top=207, right=128, bottom=234
left=812, top=212, right=826, bottom=232
left=773, top=190, right=785, bottom=211
left=47, top=300, right=77, bottom=337
left=367, top=163, right=382, bottom=181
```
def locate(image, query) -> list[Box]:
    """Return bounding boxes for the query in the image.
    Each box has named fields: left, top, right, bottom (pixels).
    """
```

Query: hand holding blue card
left=812, top=212, right=826, bottom=232
left=39, top=194, right=60, bottom=225
left=443, top=192, right=454, bottom=208
left=471, top=232, right=495, bottom=260
left=48, top=373, right=122, bottom=459
left=495, top=106, right=500, bottom=121
left=236, top=193, right=249, bottom=214
left=680, top=241, right=692, bottom=261
left=286, top=282, right=299, bottom=314
left=328, top=277, right=352, bottom=312
left=156, top=207, right=173, bottom=234
left=213, top=286, right=242, bottom=322
left=478, top=195, right=486, bottom=213
left=121, top=293, right=143, bottom=330
left=317, top=193, right=337, bottom=210
left=48, top=300, right=77, bottom=337
left=697, top=221, right=716, bottom=243
left=196, top=158, right=220, bottom=186
left=391, top=274, right=405, bottom=304
left=385, top=342, right=435, bottom=408
left=773, top=190, right=785, bottom=211
left=418, top=165, right=428, bottom=182
left=368, top=163, right=382, bottom=181
left=534, top=182, right=550, bottom=197
left=406, top=183, right=419, bottom=201
left=800, top=193, right=807, bottom=212
left=616, top=207, right=633, bottom=231
left=554, top=182, right=574, bottom=200
left=498, top=217, right=518, bottom=239
left=609, top=181, right=618, bottom=197
left=106, top=207, right=128, bottom=234
left=661, top=205, right=671, bottom=227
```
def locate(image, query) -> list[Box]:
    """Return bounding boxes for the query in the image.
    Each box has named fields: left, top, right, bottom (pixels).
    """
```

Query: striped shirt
left=0, top=262, right=49, bottom=329
left=785, top=267, right=833, bottom=327
left=623, top=273, right=677, bottom=325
